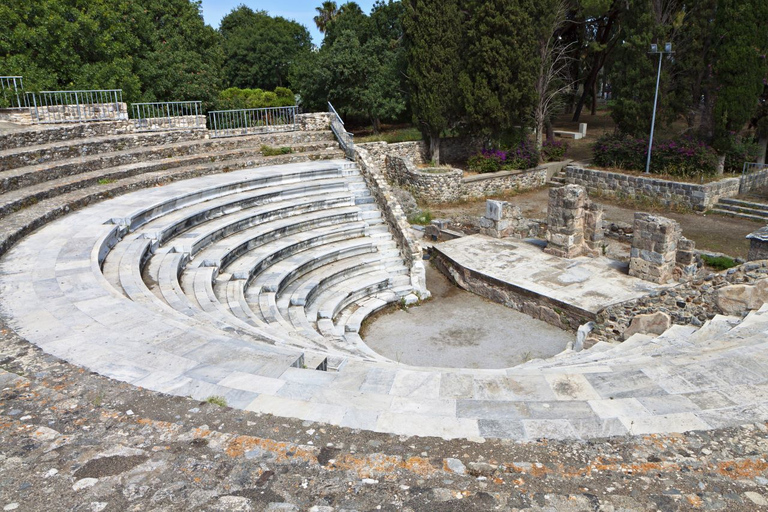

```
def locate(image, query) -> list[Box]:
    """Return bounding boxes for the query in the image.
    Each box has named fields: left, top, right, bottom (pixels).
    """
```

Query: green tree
left=314, top=1, right=339, bottom=33
left=0, top=0, right=222, bottom=103
left=606, top=0, right=682, bottom=136
left=220, top=6, right=312, bottom=90
left=702, top=0, right=768, bottom=173
left=402, top=0, right=463, bottom=163
left=458, top=0, right=541, bottom=140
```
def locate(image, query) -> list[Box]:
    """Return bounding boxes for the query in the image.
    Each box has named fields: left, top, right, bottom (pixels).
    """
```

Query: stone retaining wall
left=0, top=112, right=331, bottom=152
left=740, top=166, right=768, bottom=195
left=565, top=165, right=741, bottom=212
left=596, top=260, right=768, bottom=342
left=384, top=154, right=548, bottom=204
left=353, top=146, right=429, bottom=297
left=432, top=248, right=592, bottom=332
left=461, top=168, right=548, bottom=200
left=297, top=112, right=333, bottom=132
left=385, top=156, right=463, bottom=203
left=134, top=115, right=207, bottom=131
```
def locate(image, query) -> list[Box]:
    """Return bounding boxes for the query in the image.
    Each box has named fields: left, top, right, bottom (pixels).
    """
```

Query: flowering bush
left=593, top=133, right=718, bottom=177
left=723, top=136, right=759, bottom=173
left=541, top=139, right=568, bottom=162
left=467, top=139, right=540, bottom=173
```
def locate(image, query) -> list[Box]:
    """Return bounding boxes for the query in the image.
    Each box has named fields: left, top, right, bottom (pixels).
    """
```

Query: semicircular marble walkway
left=2, top=159, right=768, bottom=441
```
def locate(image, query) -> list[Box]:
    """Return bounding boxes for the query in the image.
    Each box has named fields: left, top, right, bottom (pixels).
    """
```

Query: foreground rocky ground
left=2, top=318, right=768, bottom=511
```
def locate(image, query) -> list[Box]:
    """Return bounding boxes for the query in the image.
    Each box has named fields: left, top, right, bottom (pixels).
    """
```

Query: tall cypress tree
left=458, top=0, right=540, bottom=140
left=702, top=0, right=768, bottom=173
left=402, top=0, right=462, bottom=163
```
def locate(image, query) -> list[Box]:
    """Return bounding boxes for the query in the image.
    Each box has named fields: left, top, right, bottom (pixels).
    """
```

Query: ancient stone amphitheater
left=1, top=117, right=768, bottom=511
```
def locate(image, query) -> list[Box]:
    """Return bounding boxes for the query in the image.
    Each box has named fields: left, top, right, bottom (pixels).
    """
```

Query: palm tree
left=313, top=1, right=339, bottom=34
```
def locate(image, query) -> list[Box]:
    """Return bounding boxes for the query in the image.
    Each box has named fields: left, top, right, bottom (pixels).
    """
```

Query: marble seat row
left=2, top=127, right=768, bottom=440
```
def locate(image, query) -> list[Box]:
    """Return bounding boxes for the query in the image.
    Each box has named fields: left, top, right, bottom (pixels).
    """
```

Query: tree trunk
left=716, top=154, right=725, bottom=175
left=372, top=117, right=381, bottom=134
left=545, top=118, right=555, bottom=142
left=758, top=135, right=768, bottom=165
left=591, top=79, right=598, bottom=116
left=572, top=3, right=620, bottom=122
left=429, top=128, right=441, bottom=165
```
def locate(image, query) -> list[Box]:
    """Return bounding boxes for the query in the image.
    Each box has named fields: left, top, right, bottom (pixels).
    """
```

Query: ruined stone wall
left=384, top=155, right=548, bottom=205
left=597, top=261, right=768, bottom=342
left=565, top=165, right=741, bottom=211
left=479, top=200, right=541, bottom=239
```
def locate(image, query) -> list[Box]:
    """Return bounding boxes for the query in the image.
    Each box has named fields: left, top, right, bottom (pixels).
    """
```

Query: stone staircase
left=1, top=121, right=768, bottom=441
left=547, top=168, right=566, bottom=187
left=711, top=197, right=768, bottom=222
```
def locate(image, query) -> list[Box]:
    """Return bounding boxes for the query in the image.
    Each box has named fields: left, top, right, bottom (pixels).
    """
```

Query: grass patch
left=261, top=145, right=293, bottom=156
left=357, top=127, right=422, bottom=144
left=204, top=395, right=228, bottom=407
left=407, top=209, right=433, bottom=225
left=98, top=178, right=115, bottom=185
left=701, top=254, right=738, bottom=271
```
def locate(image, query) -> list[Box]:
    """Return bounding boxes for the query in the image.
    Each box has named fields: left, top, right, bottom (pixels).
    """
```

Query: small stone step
left=710, top=207, right=768, bottom=222
left=719, top=197, right=768, bottom=210
left=713, top=203, right=768, bottom=218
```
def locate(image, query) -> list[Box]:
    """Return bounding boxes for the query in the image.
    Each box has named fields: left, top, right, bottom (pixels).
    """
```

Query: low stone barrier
left=565, top=165, right=741, bottom=212
left=383, top=154, right=548, bottom=204
left=0, top=112, right=331, bottom=151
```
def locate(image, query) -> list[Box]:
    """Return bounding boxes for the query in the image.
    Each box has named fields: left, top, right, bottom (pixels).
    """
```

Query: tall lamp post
left=645, top=42, right=673, bottom=174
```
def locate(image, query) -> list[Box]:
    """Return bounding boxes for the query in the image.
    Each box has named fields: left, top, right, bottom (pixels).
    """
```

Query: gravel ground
left=2, top=316, right=768, bottom=511
left=362, top=264, right=572, bottom=369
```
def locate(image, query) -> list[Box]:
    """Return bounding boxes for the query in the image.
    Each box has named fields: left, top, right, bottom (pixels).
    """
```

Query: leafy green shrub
left=541, top=139, right=568, bottom=162
left=261, top=145, right=293, bottom=156
left=467, top=153, right=502, bottom=173
left=215, top=87, right=295, bottom=110
left=723, top=136, right=759, bottom=173
left=408, top=209, right=433, bottom=225
left=701, top=254, right=737, bottom=271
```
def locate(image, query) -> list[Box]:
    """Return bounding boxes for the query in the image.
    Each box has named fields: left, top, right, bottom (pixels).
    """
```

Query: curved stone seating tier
left=3, top=159, right=768, bottom=441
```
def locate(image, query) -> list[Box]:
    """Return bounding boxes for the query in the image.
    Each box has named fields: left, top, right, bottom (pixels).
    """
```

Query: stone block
left=621, top=311, right=672, bottom=340
left=716, top=279, right=768, bottom=315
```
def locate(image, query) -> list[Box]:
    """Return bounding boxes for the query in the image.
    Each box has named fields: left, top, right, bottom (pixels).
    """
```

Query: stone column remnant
left=747, top=227, right=768, bottom=261
left=629, top=212, right=681, bottom=284
left=479, top=200, right=539, bottom=239
left=544, top=185, right=602, bottom=258
left=676, top=237, right=698, bottom=278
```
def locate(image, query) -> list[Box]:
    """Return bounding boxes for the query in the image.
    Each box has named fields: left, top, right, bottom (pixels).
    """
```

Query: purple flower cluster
left=469, top=139, right=540, bottom=173
left=593, top=133, right=719, bottom=177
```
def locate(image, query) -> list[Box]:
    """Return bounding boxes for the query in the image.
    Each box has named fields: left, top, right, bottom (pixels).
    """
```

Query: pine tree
left=402, top=0, right=463, bottom=163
